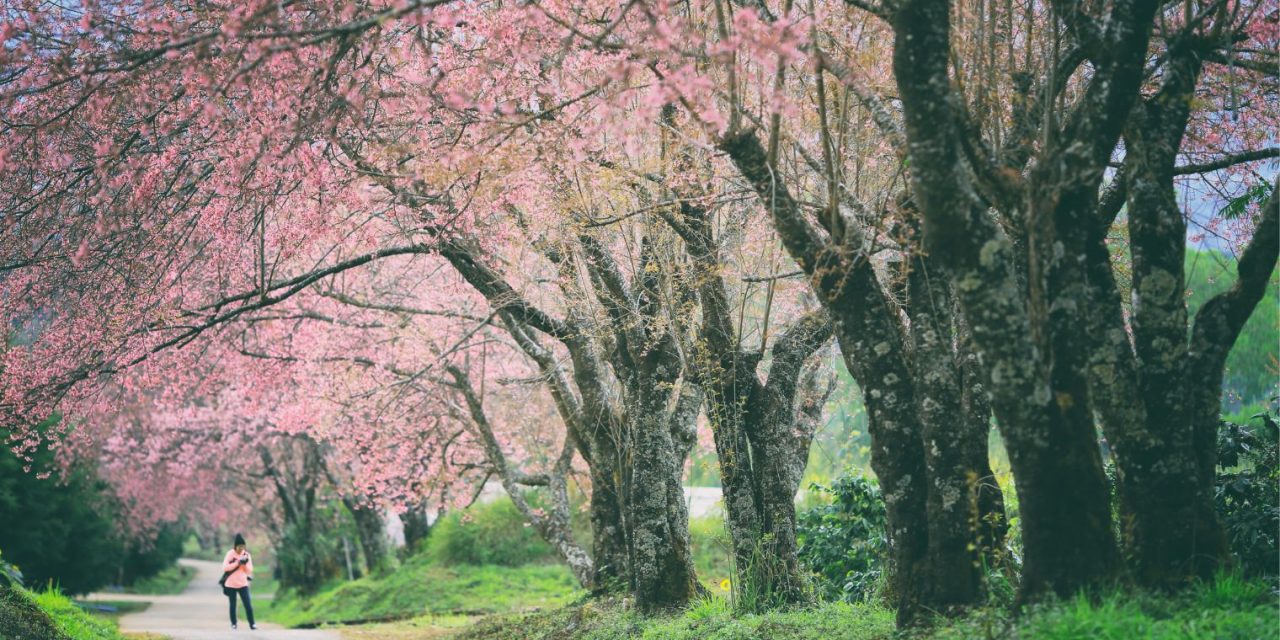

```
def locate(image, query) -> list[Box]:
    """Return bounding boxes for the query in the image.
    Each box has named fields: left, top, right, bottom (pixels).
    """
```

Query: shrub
left=120, top=524, right=187, bottom=587
left=428, top=498, right=555, bottom=567
left=1215, top=402, right=1280, bottom=582
left=0, top=427, right=122, bottom=595
left=796, top=475, right=888, bottom=603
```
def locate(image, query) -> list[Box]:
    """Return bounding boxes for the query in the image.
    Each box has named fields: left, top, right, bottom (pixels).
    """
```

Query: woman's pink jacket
left=222, top=550, right=254, bottom=589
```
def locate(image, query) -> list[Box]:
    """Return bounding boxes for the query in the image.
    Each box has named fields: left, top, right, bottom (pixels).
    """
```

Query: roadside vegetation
left=0, top=585, right=131, bottom=640
left=119, top=564, right=194, bottom=597
left=262, top=499, right=583, bottom=628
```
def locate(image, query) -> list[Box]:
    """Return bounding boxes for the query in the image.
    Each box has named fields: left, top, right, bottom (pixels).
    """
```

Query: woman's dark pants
left=227, top=586, right=255, bottom=626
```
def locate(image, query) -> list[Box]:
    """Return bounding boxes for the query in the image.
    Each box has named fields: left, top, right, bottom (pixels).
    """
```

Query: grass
left=122, top=564, right=194, bottom=595
left=689, top=515, right=735, bottom=592
left=0, top=586, right=132, bottom=640
left=74, top=600, right=151, bottom=623
left=457, top=598, right=895, bottom=640
left=921, top=573, right=1278, bottom=640
left=180, top=534, right=225, bottom=562
left=334, top=614, right=477, bottom=640
left=454, top=574, right=1276, bottom=640
left=262, top=551, right=581, bottom=627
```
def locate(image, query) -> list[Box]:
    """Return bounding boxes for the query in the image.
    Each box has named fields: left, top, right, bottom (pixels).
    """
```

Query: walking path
left=85, top=559, right=340, bottom=640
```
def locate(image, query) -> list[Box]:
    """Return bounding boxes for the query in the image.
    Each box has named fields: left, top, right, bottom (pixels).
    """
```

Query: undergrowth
left=263, top=550, right=580, bottom=627
left=455, top=574, right=1275, bottom=640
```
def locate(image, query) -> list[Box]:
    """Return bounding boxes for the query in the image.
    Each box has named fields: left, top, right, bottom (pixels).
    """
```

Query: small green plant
left=1215, top=401, right=1280, bottom=582
left=796, top=475, right=888, bottom=603
left=1, top=549, right=24, bottom=589
left=688, top=515, right=734, bottom=588
left=684, top=594, right=731, bottom=622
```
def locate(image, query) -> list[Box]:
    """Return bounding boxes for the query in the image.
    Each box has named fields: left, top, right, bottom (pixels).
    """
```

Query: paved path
left=86, top=559, right=339, bottom=640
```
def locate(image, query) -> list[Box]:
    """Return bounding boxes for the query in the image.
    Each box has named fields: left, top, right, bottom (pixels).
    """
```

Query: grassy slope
left=0, top=586, right=131, bottom=640
left=263, top=552, right=580, bottom=627
left=453, top=575, right=1274, bottom=640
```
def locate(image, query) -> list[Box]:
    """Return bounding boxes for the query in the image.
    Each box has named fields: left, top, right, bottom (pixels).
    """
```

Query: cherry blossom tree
left=2, top=0, right=1276, bottom=627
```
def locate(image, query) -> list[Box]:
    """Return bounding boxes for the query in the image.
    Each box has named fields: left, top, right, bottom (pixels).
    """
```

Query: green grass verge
left=457, top=598, right=894, bottom=640
left=921, top=573, right=1277, bottom=640
left=456, top=575, right=1275, bottom=640
left=122, top=564, right=194, bottom=596
left=0, top=585, right=131, bottom=640
left=262, top=552, right=581, bottom=627
left=331, top=613, right=477, bottom=639
left=74, top=600, right=151, bottom=623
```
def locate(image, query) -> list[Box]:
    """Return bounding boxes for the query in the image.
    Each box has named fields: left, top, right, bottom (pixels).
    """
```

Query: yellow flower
left=719, top=579, right=731, bottom=591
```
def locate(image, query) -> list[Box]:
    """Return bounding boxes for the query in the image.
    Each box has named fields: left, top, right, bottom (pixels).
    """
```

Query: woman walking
left=221, top=533, right=256, bottom=630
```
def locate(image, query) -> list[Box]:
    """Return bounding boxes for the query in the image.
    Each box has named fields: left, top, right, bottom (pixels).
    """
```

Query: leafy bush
left=119, top=525, right=187, bottom=587
left=796, top=475, right=888, bottom=603
left=1215, top=404, right=1280, bottom=581
left=428, top=498, right=555, bottom=567
left=0, top=426, right=122, bottom=594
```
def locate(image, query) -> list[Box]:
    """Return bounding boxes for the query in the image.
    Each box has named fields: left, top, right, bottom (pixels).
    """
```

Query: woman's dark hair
left=234, top=533, right=246, bottom=547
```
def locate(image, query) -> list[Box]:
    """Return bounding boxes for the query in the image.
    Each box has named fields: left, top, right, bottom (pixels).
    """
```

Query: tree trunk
left=1105, top=46, right=1232, bottom=585
left=400, top=503, right=432, bottom=553
left=905, top=257, right=984, bottom=611
left=446, top=364, right=596, bottom=588
left=955, top=312, right=1007, bottom=562
left=749, top=312, right=833, bottom=608
left=719, top=130, right=929, bottom=624
left=626, top=379, right=700, bottom=611
left=675, top=192, right=819, bottom=609
left=586, top=453, right=630, bottom=590
left=346, top=501, right=388, bottom=575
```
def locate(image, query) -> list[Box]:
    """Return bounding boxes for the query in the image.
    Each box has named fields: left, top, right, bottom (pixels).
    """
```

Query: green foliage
left=275, top=498, right=367, bottom=593
left=1184, top=249, right=1279, bottom=407
left=1, top=549, right=24, bottom=588
left=118, top=525, right=187, bottom=588
left=795, top=475, right=888, bottom=603
left=688, top=515, right=734, bottom=590
left=263, top=549, right=579, bottom=627
left=427, top=498, right=556, bottom=567
left=0, top=429, right=121, bottom=594
left=1218, top=183, right=1272, bottom=220
left=123, top=562, right=194, bottom=595
left=0, top=586, right=128, bottom=640
left=30, top=588, right=127, bottom=640
left=1215, top=404, right=1280, bottom=581
left=456, top=575, right=1273, bottom=640
left=0, top=419, right=186, bottom=595
left=923, top=574, right=1275, bottom=640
